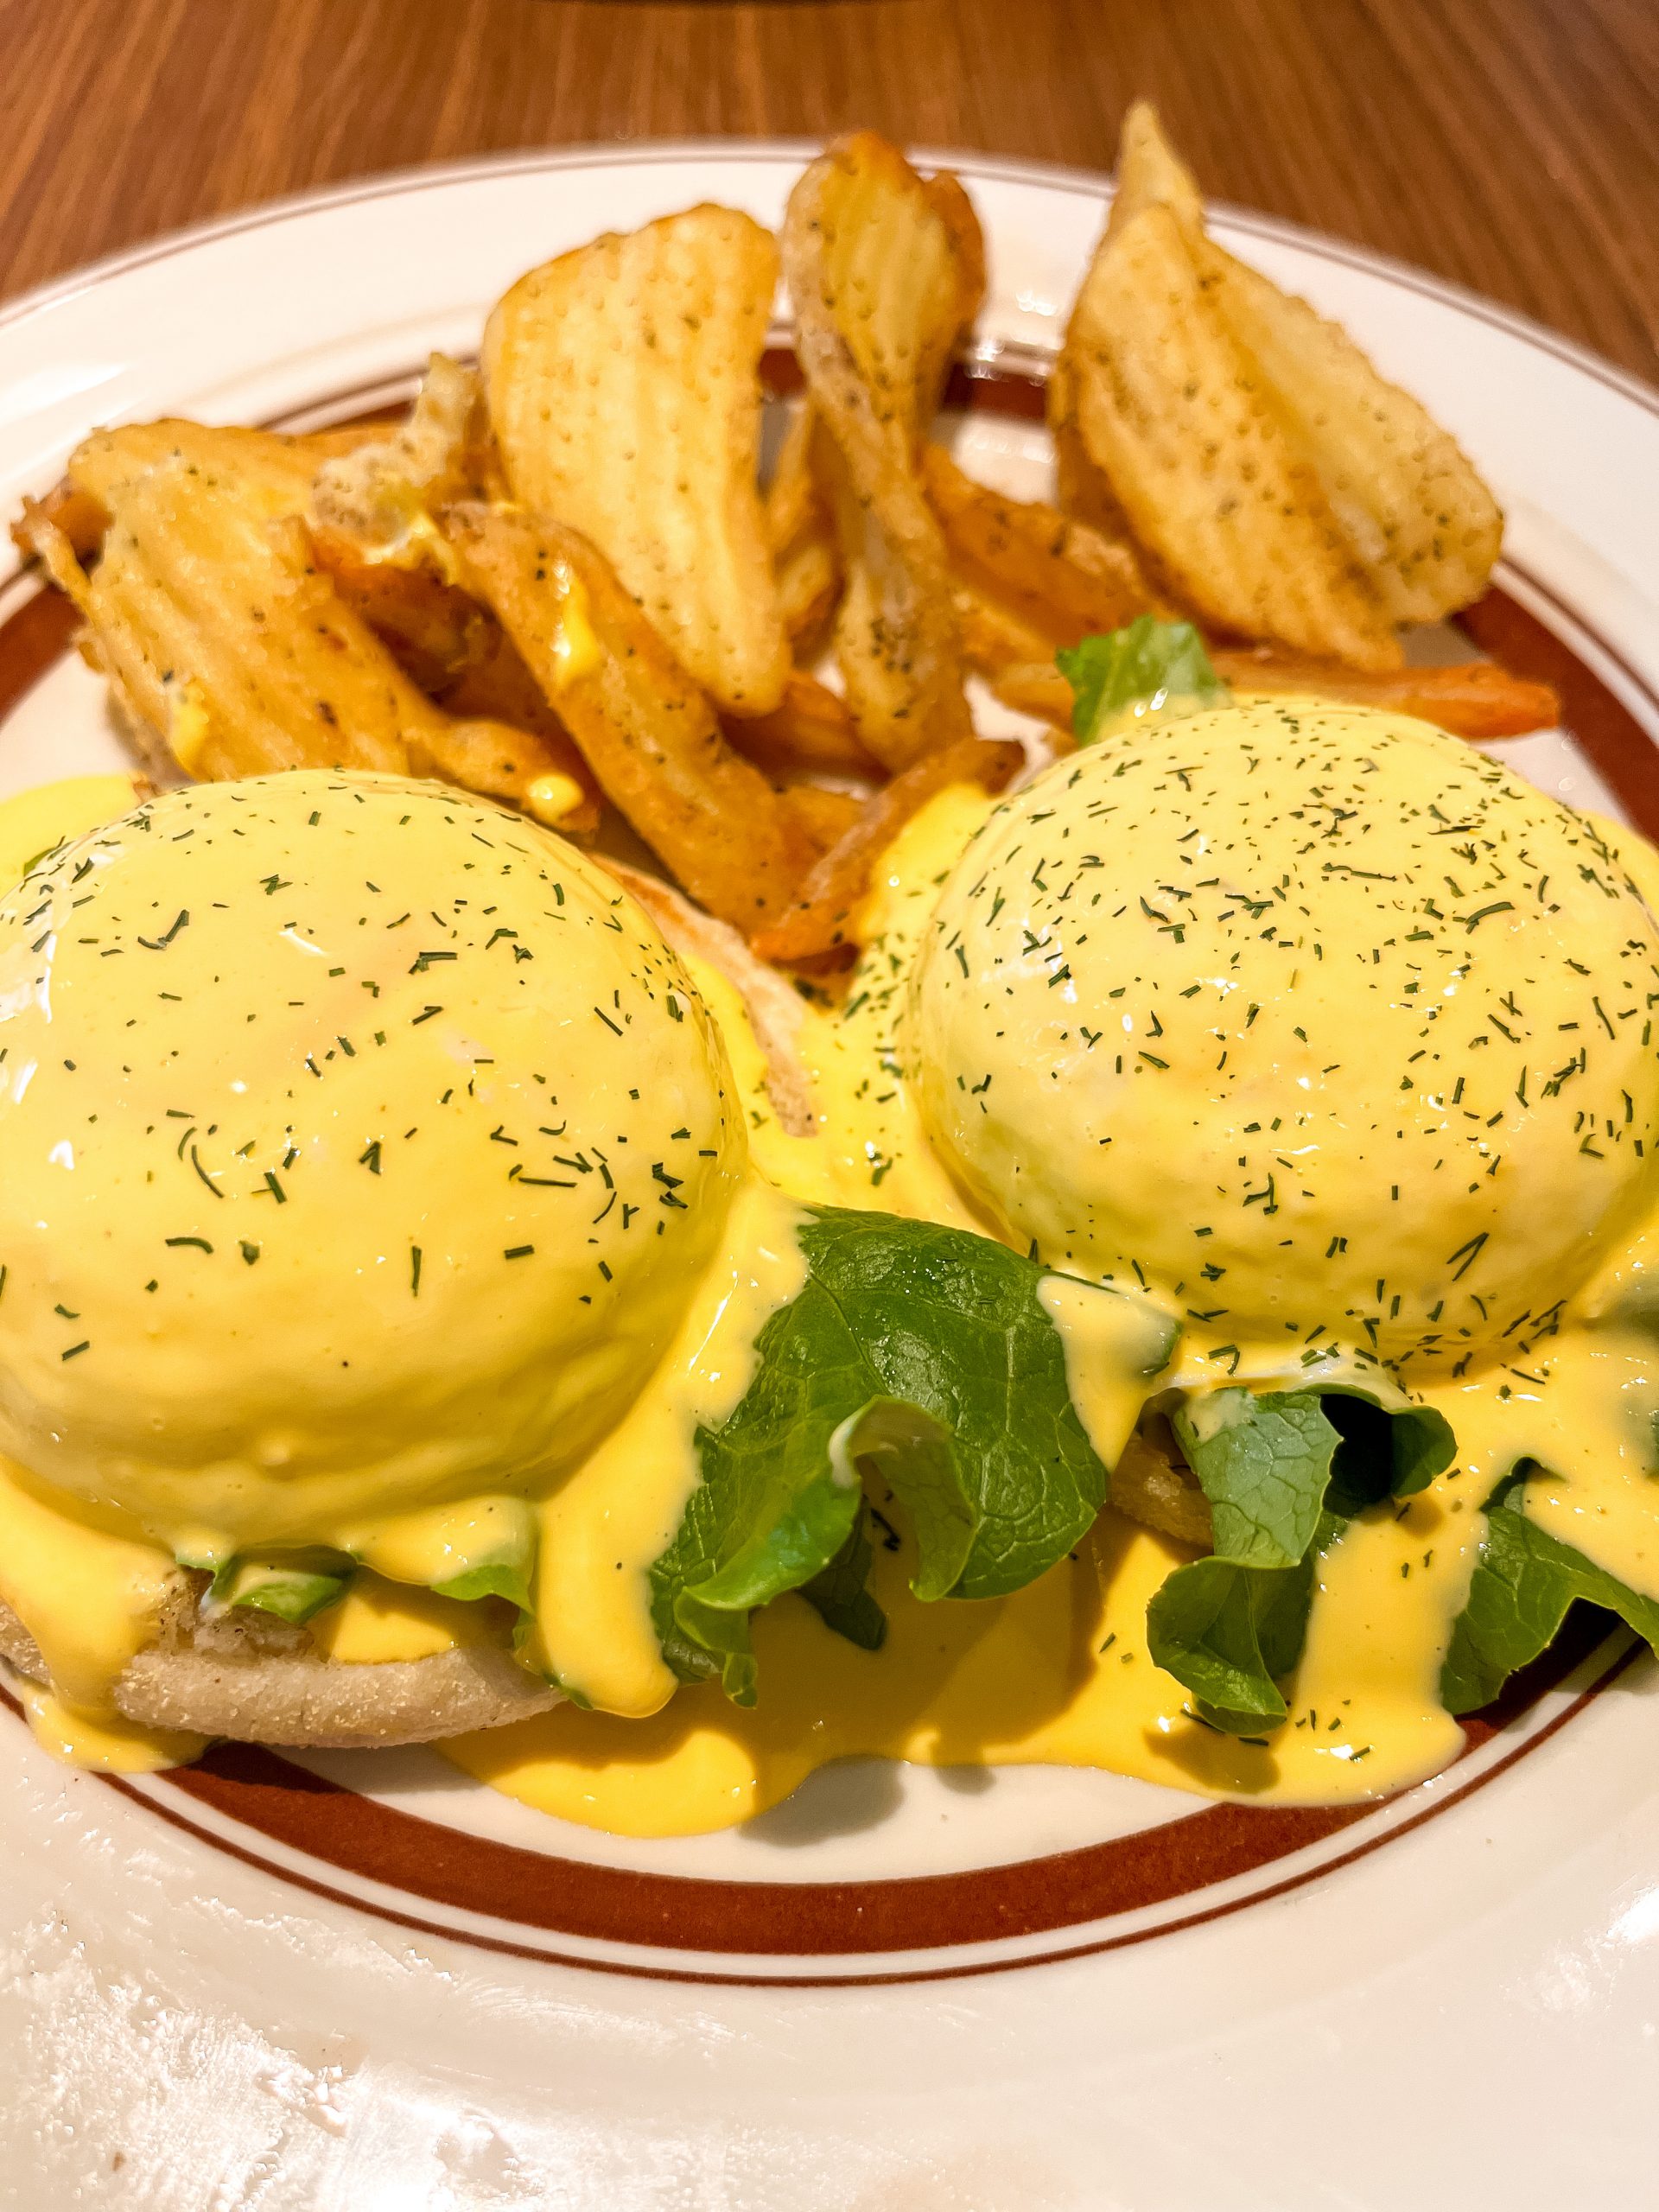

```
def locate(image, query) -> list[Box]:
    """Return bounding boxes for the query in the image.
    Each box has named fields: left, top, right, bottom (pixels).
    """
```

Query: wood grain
left=0, top=0, right=1655, bottom=382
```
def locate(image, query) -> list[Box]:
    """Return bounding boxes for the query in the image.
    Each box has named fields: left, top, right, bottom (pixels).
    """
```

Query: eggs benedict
left=5, top=687, right=1659, bottom=1839
left=0, top=767, right=1162, bottom=1776
left=452, top=690, right=1659, bottom=1834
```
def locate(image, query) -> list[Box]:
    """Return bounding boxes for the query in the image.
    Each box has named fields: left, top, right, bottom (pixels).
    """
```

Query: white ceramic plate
left=3, top=145, right=1659, bottom=2212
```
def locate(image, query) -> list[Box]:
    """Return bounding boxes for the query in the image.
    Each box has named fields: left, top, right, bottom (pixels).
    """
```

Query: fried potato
left=953, top=585, right=1059, bottom=678
left=721, top=669, right=882, bottom=778
left=985, top=658, right=1080, bottom=731
left=752, top=734, right=1022, bottom=966
left=1047, top=353, right=1135, bottom=544
left=21, top=466, right=594, bottom=830
left=309, top=525, right=493, bottom=691
left=312, top=354, right=500, bottom=569
left=988, top=647, right=1559, bottom=742
left=765, top=401, right=842, bottom=645
left=17, top=420, right=381, bottom=563
left=1060, top=102, right=1501, bottom=657
left=1061, top=200, right=1400, bottom=671
left=1104, top=98, right=1207, bottom=245
left=782, top=781, right=866, bottom=855
left=1209, top=646, right=1560, bottom=737
left=782, top=133, right=982, bottom=768
left=1192, top=238, right=1503, bottom=625
left=921, top=443, right=1154, bottom=653
left=1109, top=1418, right=1211, bottom=1548
left=444, top=501, right=818, bottom=932
left=302, top=523, right=602, bottom=833
left=482, top=206, right=790, bottom=718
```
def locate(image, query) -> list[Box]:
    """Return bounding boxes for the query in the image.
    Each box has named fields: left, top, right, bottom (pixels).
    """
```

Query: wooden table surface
left=3, top=0, right=1656, bottom=383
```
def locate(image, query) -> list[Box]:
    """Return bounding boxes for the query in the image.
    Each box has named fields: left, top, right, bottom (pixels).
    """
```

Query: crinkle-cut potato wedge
left=482, top=206, right=790, bottom=719
left=765, top=402, right=842, bottom=646
left=1104, top=98, right=1208, bottom=245
left=1103, top=102, right=1501, bottom=627
left=313, top=354, right=500, bottom=570
left=16, top=418, right=382, bottom=563
left=1047, top=352, right=1135, bottom=544
left=1061, top=200, right=1400, bottom=671
left=1190, top=238, right=1503, bottom=626
left=22, top=465, right=592, bottom=831
left=444, top=501, right=818, bottom=934
left=783, top=132, right=982, bottom=769
left=921, top=443, right=1154, bottom=652
left=753, top=734, right=1022, bottom=967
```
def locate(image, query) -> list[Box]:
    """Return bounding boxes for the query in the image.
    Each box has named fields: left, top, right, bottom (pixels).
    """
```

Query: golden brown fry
left=1208, top=647, right=1560, bottom=738
left=1110, top=1417, right=1211, bottom=1548
left=984, top=659, right=1077, bottom=731
left=1061, top=200, right=1399, bottom=670
left=1192, top=238, right=1503, bottom=626
left=15, top=420, right=381, bottom=564
left=953, top=586, right=1059, bottom=677
left=775, top=532, right=842, bottom=649
left=20, top=467, right=589, bottom=831
left=765, top=401, right=823, bottom=558
left=920, top=173, right=987, bottom=388
left=310, top=523, right=493, bottom=690
left=11, top=480, right=108, bottom=564
left=410, top=716, right=600, bottom=835
left=765, top=402, right=842, bottom=647
left=1047, top=353, right=1135, bottom=543
left=752, top=734, right=1022, bottom=965
left=1062, top=103, right=1501, bottom=651
left=305, top=523, right=601, bottom=832
left=444, top=501, right=818, bottom=933
left=1104, top=99, right=1206, bottom=244
left=312, top=356, right=499, bottom=563
left=483, top=206, right=790, bottom=717
left=921, top=443, right=1154, bottom=651
left=721, top=670, right=883, bottom=778
left=782, top=782, right=866, bottom=855
left=783, top=133, right=982, bottom=768
left=988, top=648, right=1559, bottom=744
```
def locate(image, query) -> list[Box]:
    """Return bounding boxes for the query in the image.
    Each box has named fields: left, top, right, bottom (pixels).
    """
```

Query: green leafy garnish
left=1147, top=1522, right=1332, bottom=1734
left=1055, top=616, right=1228, bottom=744
left=650, top=1205, right=1176, bottom=1704
left=1172, top=1386, right=1454, bottom=1570
left=429, top=1501, right=537, bottom=1614
left=1150, top=1385, right=1455, bottom=1732
left=1442, top=1470, right=1659, bottom=1713
left=798, top=1503, right=887, bottom=1652
left=207, top=1549, right=355, bottom=1626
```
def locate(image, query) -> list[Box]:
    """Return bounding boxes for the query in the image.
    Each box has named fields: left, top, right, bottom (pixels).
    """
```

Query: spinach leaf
left=1442, top=1471, right=1659, bottom=1713
left=1153, top=1386, right=1455, bottom=1728
left=651, top=1205, right=1176, bottom=1703
left=1056, top=616, right=1227, bottom=745
left=208, top=1549, right=355, bottom=1627
left=1171, top=1386, right=1453, bottom=1571
left=1147, top=1523, right=1334, bottom=1734
left=799, top=1503, right=887, bottom=1653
